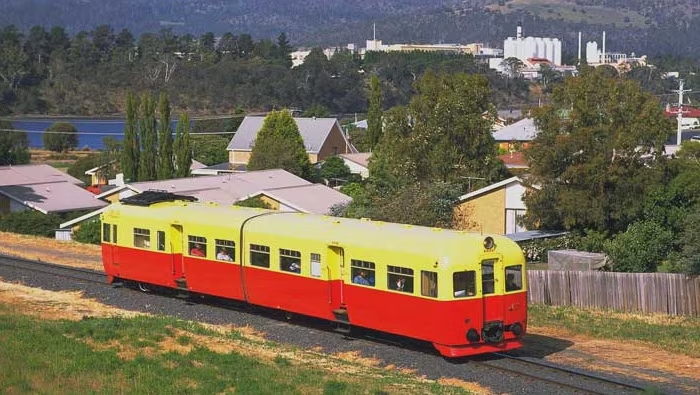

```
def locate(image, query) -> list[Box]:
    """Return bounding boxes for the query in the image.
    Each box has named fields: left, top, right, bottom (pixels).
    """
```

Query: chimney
left=578, top=32, right=582, bottom=64
left=602, top=31, right=606, bottom=63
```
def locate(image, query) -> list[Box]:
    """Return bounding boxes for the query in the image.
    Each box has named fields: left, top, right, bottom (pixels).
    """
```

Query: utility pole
left=673, top=79, right=691, bottom=145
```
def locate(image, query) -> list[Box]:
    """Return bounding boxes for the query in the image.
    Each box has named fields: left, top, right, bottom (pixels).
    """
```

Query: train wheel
left=285, top=312, right=293, bottom=320
left=138, top=283, right=150, bottom=292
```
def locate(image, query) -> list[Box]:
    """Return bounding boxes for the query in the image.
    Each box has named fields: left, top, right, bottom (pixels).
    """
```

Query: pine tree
left=367, top=75, right=383, bottom=150
left=156, top=92, right=174, bottom=179
left=247, top=110, right=312, bottom=180
left=174, top=113, right=192, bottom=178
left=121, top=91, right=139, bottom=182
left=138, top=92, right=157, bottom=181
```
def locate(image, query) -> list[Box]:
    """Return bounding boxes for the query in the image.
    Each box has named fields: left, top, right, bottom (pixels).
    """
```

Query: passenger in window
left=394, top=277, right=406, bottom=291
left=288, top=262, right=300, bottom=273
left=506, top=273, right=520, bottom=291
left=353, top=270, right=370, bottom=285
left=191, top=244, right=205, bottom=257
left=216, top=248, right=232, bottom=261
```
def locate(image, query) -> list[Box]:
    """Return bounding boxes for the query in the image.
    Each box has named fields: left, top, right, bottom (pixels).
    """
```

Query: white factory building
left=502, top=23, right=562, bottom=66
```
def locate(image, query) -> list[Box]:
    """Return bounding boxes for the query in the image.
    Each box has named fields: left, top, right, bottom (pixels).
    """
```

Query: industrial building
left=502, top=23, right=562, bottom=66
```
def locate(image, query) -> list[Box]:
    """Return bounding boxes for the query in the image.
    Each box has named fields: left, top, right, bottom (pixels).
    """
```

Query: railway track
left=0, top=254, right=106, bottom=285
left=474, top=352, right=650, bottom=395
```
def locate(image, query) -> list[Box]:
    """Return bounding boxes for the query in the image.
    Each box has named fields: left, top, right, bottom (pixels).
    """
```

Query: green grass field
left=488, top=0, right=649, bottom=28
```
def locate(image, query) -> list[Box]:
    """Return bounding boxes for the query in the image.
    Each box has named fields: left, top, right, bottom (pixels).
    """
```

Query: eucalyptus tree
left=137, top=92, right=157, bottom=181
left=156, top=92, right=174, bottom=179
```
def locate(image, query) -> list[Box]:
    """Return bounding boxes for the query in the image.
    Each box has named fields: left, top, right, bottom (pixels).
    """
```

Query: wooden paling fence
left=527, top=270, right=700, bottom=316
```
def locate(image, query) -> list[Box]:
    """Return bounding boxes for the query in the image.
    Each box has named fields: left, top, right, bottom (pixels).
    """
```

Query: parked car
left=690, top=136, right=700, bottom=142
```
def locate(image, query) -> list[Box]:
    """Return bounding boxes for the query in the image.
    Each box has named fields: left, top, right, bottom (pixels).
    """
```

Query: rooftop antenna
left=673, top=79, right=691, bottom=145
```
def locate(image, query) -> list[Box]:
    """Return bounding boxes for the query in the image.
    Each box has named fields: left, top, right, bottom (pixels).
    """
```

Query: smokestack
left=373, top=23, right=376, bottom=41
left=602, top=31, right=606, bottom=63
left=578, top=32, right=582, bottom=64
left=516, top=22, right=522, bottom=39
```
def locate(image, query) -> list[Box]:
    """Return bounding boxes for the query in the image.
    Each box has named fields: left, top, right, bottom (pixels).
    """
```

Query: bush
left=72, top=219, right=101, bottom=245
left=603, top=221, right=673, bottom=273
left=0, top=210, right=63, bottom=237
left=43, top=122, right=79, bottom=152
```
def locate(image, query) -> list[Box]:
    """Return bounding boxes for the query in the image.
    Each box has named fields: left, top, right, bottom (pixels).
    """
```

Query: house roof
left=0, top=164, right=84, bottom=186
left=492, top=118, right=538, bottom=142
left=458, top=176, right=536, bottom=201
left=226, top=116, right=343, bottom=153
left=0, top=181, right=108, bottom=214
left=248, top=184, right=352, bottom=215
left=60, top=206, right=108, bottom=229
left=665, top=105, right=700, bottom=118
left=339, top=153, right=371, bottom=168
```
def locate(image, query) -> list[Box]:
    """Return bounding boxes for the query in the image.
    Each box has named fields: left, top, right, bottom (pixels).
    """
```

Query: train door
left=480, top=257, right=505, bottom=343
left=327, top=245, right=346, bottom=310
left=170, top=224, right=184, bottom=279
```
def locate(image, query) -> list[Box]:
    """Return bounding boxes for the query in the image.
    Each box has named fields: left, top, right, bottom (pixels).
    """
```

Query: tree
left=174, top=113, right=192, bottom=178
left=121, top=91, right=139, bottom=182
left=502, top=57, right=525, bottom=79
left=366, top=75, right=383, bottom=150
left=247, top=110, right=313, bottom=180
left=320, top=155, right=352, bottom=184
left=0, top=120, right=30, bottom=165
left=0, top=26, right=28, bottom=91
left=523, top=67, right=673, bottom=234
left=276, top=32, right=293, bottom=68
left=43, top=122, right=78, bottom=152
left=603, top=220, right=673, bottom=273
left=138, top=92, right=157, bottom=181
left=668, top=204, right=700, bottom=275
left=156, top=92, right=174, bottom=179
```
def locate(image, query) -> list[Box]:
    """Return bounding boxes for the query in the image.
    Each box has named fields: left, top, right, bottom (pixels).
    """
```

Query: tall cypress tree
left=367, top=75, right=383, bottom=150
left=121, top=91, right=139, bottom=182
left=174, top=113, right=192, bottom=178
left=137, top=92, right=157, bottom=181
left=156, top=92, right=174, bottom=179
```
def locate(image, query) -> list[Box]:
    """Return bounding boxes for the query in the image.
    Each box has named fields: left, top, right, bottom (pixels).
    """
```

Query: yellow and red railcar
left=100, top=191, right=527, bottom=357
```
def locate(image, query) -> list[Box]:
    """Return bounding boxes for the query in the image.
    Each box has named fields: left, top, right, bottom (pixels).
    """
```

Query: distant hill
left=2, top=0, right=699, bottom=59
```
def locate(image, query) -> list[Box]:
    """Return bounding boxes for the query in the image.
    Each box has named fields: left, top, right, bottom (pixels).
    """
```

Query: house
left=227, top=116, right=357, bottom=169
left=0, top=164, right=107, bottom=216
left=497, top=151, right=529, bottom=171
left=339, top=153, right=371, bottom=179
left=94, top=169, right=350, bottom=216
left=492, top=117, right=538, bottom=151
left=453, top=176, right=537, bottom=235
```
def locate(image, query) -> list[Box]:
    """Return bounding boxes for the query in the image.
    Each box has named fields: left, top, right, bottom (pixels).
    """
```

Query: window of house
left=421, top=270, right=438, bottom=298
left=387, top=265, right=414, bottom=293
left=280, top=248, right=301, bottom=273
left=250, top=244, right=270, bottom=268
left=350, top=259, right=375, bottom=287
left=332, top=146, right=339, bottom=155
left=102, top=223, right=111, bottom=243
left=310, top=253, right=321, bottom=277
left=505, top=265, right=523, bottom=292
left=133, top=228, right=151, bottom=249
left=453, top=271, right=476, bottom=298
left=188, top=235, right=207, bottom=257
left=157, top=230, right=165, bottom=251
left=215, top=239, right=235, bottom=262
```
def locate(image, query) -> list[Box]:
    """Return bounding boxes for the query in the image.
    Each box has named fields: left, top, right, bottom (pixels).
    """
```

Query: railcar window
left=112, top=225, right=117, bottom=244
left=280, top=249, right=302, bottom=273
left=421, top=271, right=438, bottom=298
left=387, top=265, right=413, bottom=293
left=133, top=228, right=151, bottom=248
left=250, top=244, right=270, bottom=268
left=453, top=271, right=476, bottom=298
left=188, top=235, right=207, bottom=257
left=157, top=231, right=166, bottom=251
left=505, top=265, right=523, bottom=292
left=102, top=223, right=111, bottom=243
left=481, top=259, right=496, bottom=295
left=310, top=253, right=321, bottom=277
left=215, top=239, right=235, bottom=262
left=350, top=259, right=375, bottom=286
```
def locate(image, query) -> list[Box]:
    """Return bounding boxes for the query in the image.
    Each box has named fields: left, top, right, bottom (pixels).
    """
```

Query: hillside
left=1, top=0, right=699, bottom=58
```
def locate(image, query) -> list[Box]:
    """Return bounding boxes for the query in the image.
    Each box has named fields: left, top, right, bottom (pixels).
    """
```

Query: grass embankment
left=529, top=304, right=700, bottom=358
left=0, top=303, right=471, bottom=395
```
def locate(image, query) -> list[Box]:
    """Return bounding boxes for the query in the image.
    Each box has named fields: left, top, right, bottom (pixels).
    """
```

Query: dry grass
left=0, top=231, right=103, bottom=271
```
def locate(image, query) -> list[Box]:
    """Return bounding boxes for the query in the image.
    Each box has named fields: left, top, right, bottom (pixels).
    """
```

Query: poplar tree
left=174, top=113, right=192, bottom=178
left=121, top=91, right=139, bottom=182
left=366, top=75, right=383, bottom=150
left=156, top=92, right=174, bottom=179
left=137, top=92, right=157, bottom=181
left=247, top=110, right=312, bottom=180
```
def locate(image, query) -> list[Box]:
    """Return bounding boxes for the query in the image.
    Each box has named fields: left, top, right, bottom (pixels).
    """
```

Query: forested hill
left=2, top=0, right=700, bottom=58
